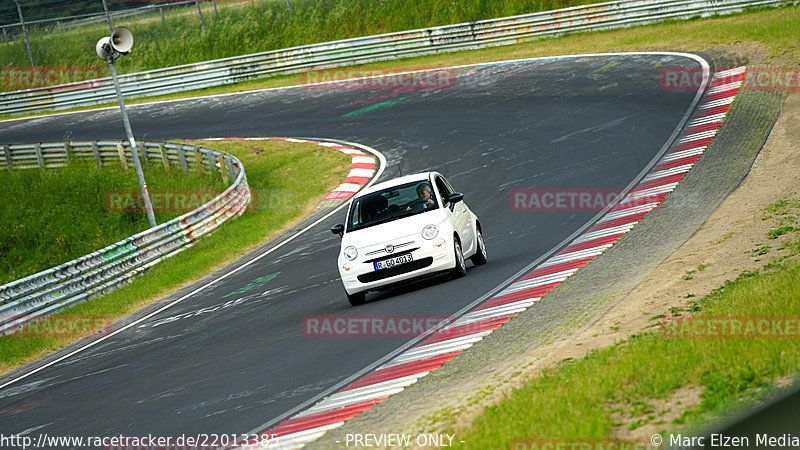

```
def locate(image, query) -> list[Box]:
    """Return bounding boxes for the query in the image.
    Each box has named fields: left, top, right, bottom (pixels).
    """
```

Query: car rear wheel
left=347, top=291, right=366, bottom=306
left=450, top=239, right=467, bottom=279
left=470, top=228, right=487, bottom=266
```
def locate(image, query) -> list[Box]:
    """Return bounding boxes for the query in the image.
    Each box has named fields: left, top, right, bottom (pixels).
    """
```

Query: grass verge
left=0, top=138, right=351, bottom=375
left=453, top=198, right=800, bottom=447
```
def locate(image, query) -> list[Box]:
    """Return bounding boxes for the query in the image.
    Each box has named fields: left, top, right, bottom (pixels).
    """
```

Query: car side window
left=349, top=200, right=362, bottom=228
left=442, top=177, right=457, bottom=195
left=435, top=176, right=454, bottom=203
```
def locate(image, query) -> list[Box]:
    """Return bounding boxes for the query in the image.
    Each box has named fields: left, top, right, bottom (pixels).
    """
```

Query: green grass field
left=0, top=138, right=351, bottom=374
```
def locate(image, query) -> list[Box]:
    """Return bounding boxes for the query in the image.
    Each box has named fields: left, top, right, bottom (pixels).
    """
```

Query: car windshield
left=347, top=180, right=438, bottom=232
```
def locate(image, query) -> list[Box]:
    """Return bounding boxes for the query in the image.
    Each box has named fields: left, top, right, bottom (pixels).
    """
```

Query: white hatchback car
left=331, top=171, right=486, bottom=305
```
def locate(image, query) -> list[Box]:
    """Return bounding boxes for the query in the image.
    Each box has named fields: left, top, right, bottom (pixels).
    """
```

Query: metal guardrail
left=0, top=141, right=250, bottom=335
left=0, top=0, right=790, bottom=115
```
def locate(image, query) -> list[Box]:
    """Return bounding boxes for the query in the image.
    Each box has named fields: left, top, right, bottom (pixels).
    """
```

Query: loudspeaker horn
left=110, top=27, right=134, bottom=55
left=95, top=36, right=113, bottom=60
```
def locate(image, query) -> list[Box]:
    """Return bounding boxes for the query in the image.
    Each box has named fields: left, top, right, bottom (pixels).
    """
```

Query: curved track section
left=263, top=67, right=746, bottom=448
left=0, top=53, right=710, bottom=443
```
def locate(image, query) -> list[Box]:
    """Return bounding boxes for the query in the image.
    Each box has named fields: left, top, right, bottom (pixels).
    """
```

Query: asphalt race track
left=0, top=53, right=708, bottom=443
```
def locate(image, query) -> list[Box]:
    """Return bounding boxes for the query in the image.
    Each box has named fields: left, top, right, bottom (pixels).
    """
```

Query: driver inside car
left=407, top=183, right=435, bottom=210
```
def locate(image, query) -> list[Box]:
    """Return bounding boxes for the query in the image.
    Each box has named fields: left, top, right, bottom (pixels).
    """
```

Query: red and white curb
left=207, top=137, right=377, bottom=208
left=268, top=138, right=377, bottom=207
left=253, top=67, right=746, bottom=448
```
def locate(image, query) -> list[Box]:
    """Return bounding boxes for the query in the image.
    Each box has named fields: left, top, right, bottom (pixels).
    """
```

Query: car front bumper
left=338, top=237, right=456, bottom=295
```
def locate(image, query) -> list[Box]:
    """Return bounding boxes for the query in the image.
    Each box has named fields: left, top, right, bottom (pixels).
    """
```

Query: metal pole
left=101, top=0, right=114, bottom=34
left=160, top=6, right=165, bottom=25
left=106, top=56, right=157, bottom=228
left=285, top=0, right=292, bottom=14
left=195, top=0, right=206, bottom=33
left=11, top=0, right=34, bottom=67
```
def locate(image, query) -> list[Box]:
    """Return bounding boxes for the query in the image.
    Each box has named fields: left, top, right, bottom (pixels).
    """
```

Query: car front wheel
left=470, top=228, right=487, bottom=266
left=450, top=239, right=467, bottom=279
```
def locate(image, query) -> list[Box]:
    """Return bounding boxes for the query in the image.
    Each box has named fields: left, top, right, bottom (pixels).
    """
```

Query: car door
left=435, top=175, right=473, bottom=255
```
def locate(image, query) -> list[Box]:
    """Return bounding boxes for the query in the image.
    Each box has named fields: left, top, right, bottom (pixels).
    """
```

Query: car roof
left=355, top=171, right=440, bottom=198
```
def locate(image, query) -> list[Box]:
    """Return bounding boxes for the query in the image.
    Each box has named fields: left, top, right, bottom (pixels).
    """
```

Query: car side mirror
left=448, top=192, right=464, bottom=204
left=331, top=223, right=344, bottom=237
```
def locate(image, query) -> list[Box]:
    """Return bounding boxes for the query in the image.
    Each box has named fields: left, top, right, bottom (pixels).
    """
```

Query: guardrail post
left=4, top=145, right=12, bottom=171
left=160, top=7, right=165, bottom=25
left=64, top=141, right=72, bottom=163
left=141, top=143, right=149, bottom=167
left=34, top=142, right=44, bottom=169
left=206, top=150, right=217, bottom=175
left=225, top=156, right=236, bottom=180
left=91, top=141, right=103, bottom=167
left=178, top=146, right=188, bottom=174
left=194, top=147, right=204, bottom=176
left=117, top=141, right=128, bottom=170
left=159, top=143, right=169, bottom=171
left=218, top=154, right=229, bottom=184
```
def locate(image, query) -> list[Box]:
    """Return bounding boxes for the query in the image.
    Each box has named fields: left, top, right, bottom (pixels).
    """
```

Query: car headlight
left=422, top=224, right=439, bottom=240
left=343, top=245, right=358, bottom=261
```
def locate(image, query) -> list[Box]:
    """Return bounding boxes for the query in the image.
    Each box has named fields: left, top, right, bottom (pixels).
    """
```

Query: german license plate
left=374, top=254, right=413, bottom=271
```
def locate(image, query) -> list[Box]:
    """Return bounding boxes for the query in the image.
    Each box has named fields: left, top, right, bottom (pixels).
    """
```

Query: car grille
left=364, top=241, right=415, bottom=257
left=357, top=257, right=434, bottom=283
